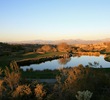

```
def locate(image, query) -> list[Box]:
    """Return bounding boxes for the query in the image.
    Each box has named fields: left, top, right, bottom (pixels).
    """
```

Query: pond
left=20, top=55, right=110, bottom=71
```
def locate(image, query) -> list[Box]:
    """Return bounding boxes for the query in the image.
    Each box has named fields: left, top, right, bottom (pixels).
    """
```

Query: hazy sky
left=0, top=0, right=110, bottom=42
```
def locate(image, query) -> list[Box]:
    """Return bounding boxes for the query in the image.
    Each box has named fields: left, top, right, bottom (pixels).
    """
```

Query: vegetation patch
left=21, top=69, right=60, bottom=79
left=0, top=61, right=110, bottom=99
left=104, top=55, right=110, bottom=62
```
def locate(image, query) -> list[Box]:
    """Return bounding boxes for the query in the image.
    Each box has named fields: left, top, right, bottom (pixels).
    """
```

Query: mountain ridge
left=8, top=38, right=110, bottom=44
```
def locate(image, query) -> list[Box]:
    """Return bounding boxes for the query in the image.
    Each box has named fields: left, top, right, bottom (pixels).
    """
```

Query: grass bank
left=21, top=69, right=60, bottom=79
left=20, top=67, right=110, bottom=79
left=0, top=52, right=66, bottom=69
left=104, top=55, right=110, bottom=62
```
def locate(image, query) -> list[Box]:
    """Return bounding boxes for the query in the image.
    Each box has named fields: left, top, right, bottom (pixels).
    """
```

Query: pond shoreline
left=104, top=55, right=110, bottom=62
left=17, top=52, right=101, bottom=66
left=20, top=54, right=110, bottom=71
left=17, top=53, right=72, bottom=66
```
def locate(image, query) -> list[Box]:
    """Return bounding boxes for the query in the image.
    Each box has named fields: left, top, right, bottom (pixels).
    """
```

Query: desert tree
left=12, top=85, right=32, bottom=99
left=34, top=84, right=46, bottom=100
left=57, top=43, right=71, bottom=52
left=41, top=45, right=52, bottom=52
left=4, top=61, right=21, bottom=92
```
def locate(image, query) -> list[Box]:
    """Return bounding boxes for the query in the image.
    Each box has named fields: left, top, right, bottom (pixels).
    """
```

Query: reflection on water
left=58, top=58, right=71, bottom=65
left=20, top=55, right=110, bottom=71
left=88, top=62, right=99, bottom=67
left=57, top=58, right=71, bottom=70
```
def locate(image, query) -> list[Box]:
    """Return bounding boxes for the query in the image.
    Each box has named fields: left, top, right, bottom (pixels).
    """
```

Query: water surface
left=21, top=55, right=110, bottom=71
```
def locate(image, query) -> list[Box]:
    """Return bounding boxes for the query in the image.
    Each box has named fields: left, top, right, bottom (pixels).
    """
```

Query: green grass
left=0, top=52, right=23, bottom=68
left=22, top=52, right=66, bottom=59
left=0, top=52, right=66, bottom=68
left=21, top=70, right=60, bottom=79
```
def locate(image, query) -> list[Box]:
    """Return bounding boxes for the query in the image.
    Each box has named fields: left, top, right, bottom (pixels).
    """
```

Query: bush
left=76, top=90, right=93, bottom=100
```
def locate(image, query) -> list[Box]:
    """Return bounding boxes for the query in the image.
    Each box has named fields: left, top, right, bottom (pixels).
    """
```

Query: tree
left=105, top=42, right=110, bottom=52
left=41, top=45, right=52, bottom=52
left=34, top=84, right=46, bottom=100
left=12, top=85, right=32, bottom=99
left=57, top=43, right=71, bottom=52
left=4, top=61, right=21, bottom=91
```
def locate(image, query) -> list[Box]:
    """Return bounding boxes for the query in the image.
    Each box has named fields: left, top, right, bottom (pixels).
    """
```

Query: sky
left=0, top=0, right=110, bottom=42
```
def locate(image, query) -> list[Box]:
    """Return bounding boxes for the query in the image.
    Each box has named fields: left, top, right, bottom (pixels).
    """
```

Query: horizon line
left=1, top=37, right=110, bottom=43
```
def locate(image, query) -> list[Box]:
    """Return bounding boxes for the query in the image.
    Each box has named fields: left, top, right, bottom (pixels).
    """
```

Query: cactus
left=76, top=90, right=93, bottom=100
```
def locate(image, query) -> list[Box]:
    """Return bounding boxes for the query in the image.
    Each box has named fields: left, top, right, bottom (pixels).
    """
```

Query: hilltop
left=9, top=38, right=110, bottom=45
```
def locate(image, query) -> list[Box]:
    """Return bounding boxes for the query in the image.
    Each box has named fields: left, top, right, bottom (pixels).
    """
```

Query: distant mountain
left=9, top=38, right=110, bottom=45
